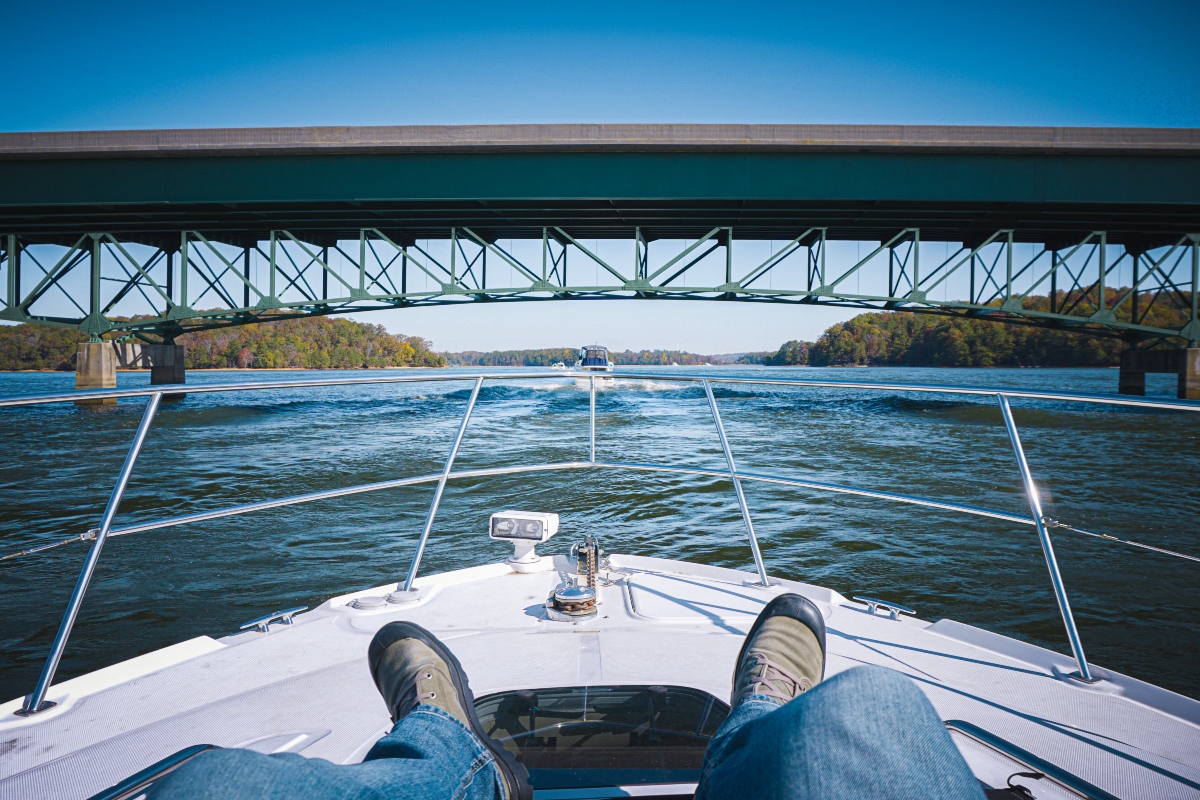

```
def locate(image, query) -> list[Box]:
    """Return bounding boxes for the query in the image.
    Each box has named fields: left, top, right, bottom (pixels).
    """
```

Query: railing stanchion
left=997, top=393, right=1095, bottom=683
left=400, top=377, right=483, bottom=593
left=12, top=372, right=1200, bottom=710
left=704, top=379, right=769, bottom=586
left=18, top=391, right=164, bottom=717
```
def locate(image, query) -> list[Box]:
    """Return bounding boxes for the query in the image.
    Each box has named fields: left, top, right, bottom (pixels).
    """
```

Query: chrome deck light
left=489, top=510, right=559, bottom=573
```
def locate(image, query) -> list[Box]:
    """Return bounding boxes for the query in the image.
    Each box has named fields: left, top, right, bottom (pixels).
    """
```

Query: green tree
left=763, top=340, right=808, bottom=365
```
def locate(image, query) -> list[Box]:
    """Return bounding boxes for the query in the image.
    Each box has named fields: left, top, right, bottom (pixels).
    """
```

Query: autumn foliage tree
left=0, top=316, right=445, bottom=370
left=763, top=289, right=1191, bottom=367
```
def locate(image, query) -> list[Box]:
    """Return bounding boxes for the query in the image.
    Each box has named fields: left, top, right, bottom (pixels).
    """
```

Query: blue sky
left=3, top=0, right=1197, bottom=352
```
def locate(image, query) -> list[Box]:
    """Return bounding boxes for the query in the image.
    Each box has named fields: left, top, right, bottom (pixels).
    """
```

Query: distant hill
left=0, top=316, right=445, bottom=370
left=444, top=348, right=578, bottom=367
left=444, top=348, right=770, bottom=366
left=181, top=317, right=444, bottom=369
left=445, top=348, right=709, bottom=366
left=4, top=287, right=1178, bottom=372
left=763, top=288, right=1187, bottom=367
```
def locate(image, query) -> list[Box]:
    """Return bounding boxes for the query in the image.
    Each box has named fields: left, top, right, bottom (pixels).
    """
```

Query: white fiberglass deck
left=2, top=554, right=1198, bottom=800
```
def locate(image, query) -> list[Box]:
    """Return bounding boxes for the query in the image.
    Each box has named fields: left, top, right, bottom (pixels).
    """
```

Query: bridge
left=0, top=124, right=1198, bottom=396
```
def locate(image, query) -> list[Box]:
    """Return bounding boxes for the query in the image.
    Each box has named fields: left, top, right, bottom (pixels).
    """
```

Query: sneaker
left=731, top=593, right=826, bottom=708
left=369, top=621, right=532, bottom=800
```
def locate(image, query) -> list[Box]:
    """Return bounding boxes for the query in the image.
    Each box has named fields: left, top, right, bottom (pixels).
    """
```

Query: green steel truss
left=2, top=227, right=1198, bottom=346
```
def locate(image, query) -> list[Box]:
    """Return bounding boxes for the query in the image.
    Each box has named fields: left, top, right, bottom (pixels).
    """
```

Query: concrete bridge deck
left=0, top=124, right=1197, bottom=396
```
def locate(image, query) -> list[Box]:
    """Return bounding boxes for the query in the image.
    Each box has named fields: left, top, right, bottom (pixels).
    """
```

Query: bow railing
left=3, top=371, right=1198, bottom=715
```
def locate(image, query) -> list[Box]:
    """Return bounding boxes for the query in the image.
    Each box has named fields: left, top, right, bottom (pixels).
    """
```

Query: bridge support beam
left=1119, top=348, right=1200, bottom=400
left=74, top=342, right=117, bottom=405
left=1185, top=349, right=1200, bottom=401
left=75, top=342, right=186, bottom=405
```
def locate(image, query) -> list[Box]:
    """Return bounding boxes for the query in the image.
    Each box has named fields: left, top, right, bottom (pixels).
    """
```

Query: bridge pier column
left=145, top=345, right=186, bottom=390
left=1182, top=349, right=1200, bottom=401
left=1118, top=348, right=1200, bottom=400
left=75, top=342, right=186, bottom=404
left=74, top=342, right=117, bottom=405
left=119, top=343, right=186, bottom=400
left=1117, top=352, right=1145, bottom=396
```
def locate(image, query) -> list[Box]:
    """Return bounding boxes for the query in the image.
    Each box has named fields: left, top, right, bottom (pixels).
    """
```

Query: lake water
left=0, top=366, right=1197, bottom=704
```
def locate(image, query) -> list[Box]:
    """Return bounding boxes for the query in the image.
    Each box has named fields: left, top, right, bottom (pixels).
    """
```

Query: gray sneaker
left=731, top=593, right=827, bottom=708
left=369, top=621, right=532, bottom=800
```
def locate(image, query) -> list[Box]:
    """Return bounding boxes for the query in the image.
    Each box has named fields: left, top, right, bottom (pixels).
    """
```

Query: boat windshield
left=476, top=685, right=729, bottom=790
left=579, top=347, right=609, bottom=366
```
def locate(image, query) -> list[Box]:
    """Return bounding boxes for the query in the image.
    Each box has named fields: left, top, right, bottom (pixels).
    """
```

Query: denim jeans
left=150, top=665, right=984, bottom=800
left=148, top=705, right=506, bottom=800
left=695, top=666, right=985, bottom=800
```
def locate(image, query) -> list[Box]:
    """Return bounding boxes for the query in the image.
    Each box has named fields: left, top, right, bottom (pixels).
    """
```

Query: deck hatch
left=626, top=573, right=770, bottom=623
left=475, top=685, right=729, bottom=790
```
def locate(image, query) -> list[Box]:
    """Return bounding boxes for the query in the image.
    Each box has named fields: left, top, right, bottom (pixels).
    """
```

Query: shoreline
left=0, top=364, right=1120, bottom=374
left=0, top=366, right=435, bottom=373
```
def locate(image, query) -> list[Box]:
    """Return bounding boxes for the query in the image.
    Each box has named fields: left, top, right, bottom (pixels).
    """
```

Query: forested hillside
left=0, top=325, right=87, bottom=371
left=445, top=348, right=721, bottom=366
left=445, top=348, right=577, bottom=367
left=3, top=288, right=1188, bottom=372
left=764, top=289, right=1189, bottom=367
left=0, top=317, right=445, bottom=370
left=180, top=317, right=444, bottom=368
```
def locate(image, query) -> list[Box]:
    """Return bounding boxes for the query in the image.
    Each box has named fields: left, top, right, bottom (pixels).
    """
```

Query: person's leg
left=696, top=592, right=984, bottom=800
left=149, top=622, right=530, bottom=800
left=148, top=705, right=504, bottom=800
left=698, top=665, right=984, bottom=799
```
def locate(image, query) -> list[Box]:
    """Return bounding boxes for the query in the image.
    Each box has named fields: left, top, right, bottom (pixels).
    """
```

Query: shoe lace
left=743, top=651, right=813, bottom=702
left=395, top=669, right=439, bottom=718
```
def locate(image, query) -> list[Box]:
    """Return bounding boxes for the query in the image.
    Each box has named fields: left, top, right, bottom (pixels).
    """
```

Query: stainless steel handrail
left=997, top=393, right=1094, bottom=682
left=17, top=392, right=163, bottom=716
left=705, top=379, right=769, bottom=586
left=5, top=369, right=1196, bottom=715
left=44, top=458, right=1190, bottom=560
left=1, top=371, right=1198, bottom=411
left=400, top=377, right=482, bottom=594
left=22, top=461, right=1035, bottom=542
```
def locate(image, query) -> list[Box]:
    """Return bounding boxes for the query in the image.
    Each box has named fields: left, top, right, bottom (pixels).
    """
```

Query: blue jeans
left=148, top=705, right=507, bottom=800
left=150, top=666, right=984, bottom=800
left=695, top=666, right=985, bottom=800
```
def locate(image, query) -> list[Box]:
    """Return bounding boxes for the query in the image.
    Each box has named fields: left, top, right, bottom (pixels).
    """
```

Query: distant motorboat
left=551, top=362, right=567, bottom=370
left=574, top=345, right=614, bottom=387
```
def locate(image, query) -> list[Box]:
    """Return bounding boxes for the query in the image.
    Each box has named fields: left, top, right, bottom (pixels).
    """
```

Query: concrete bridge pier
left=1118, top=348, right=1200, bottom=400
left=75, top=342, right=186, bottom=405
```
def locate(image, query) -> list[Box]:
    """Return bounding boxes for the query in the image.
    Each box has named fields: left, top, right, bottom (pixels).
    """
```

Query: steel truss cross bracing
left=1, top=227, right=1198, bottom=347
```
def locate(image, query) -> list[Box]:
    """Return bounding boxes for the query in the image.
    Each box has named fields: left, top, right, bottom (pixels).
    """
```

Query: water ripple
left=0, top=365, right=1196, bottom=701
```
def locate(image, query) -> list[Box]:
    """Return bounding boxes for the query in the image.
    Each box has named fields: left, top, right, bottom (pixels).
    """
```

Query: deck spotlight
left=490, top=511, right=558, bottom=573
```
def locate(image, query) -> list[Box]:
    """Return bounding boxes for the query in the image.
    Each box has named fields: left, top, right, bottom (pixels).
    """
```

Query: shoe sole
left=732, top=592, right=827, bottom=692
left=370, top=621, right=533, bottom=800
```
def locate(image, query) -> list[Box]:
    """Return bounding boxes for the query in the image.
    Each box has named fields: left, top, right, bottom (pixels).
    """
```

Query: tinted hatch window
left=475, top=685, right=729, bottom=790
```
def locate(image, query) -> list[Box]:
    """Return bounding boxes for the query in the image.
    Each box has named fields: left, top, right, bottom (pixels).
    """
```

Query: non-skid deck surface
left=2, top=555, right=1198, bottom=799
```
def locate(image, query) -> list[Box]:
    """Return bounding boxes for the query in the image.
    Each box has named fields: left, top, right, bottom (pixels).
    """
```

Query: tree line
left=0, top=316, right=445, bottom=371
left=445, top=348, right=731, bottom=366
left=763, top=289, right=1189, bottom=367
left=2, top=288, right=1188, bottom=372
